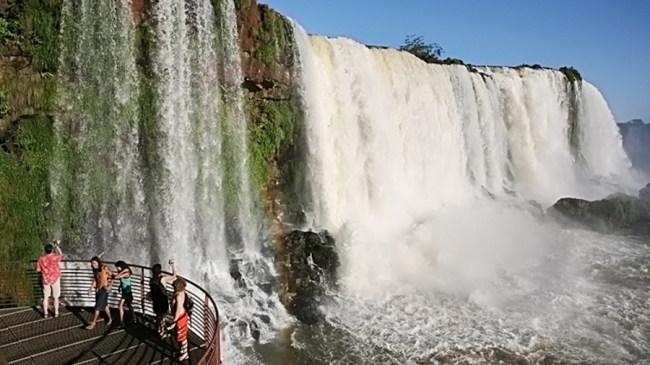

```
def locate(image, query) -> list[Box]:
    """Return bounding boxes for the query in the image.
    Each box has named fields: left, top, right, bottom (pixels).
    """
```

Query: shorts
left=176, top=312, right=189, bottom=342
left=43, top=278, right=61, bottom=299
left=121, top=290, right=133, bottom=303
left=152, top=296, right=169, bottom=315
left=95, top=287, right=109, bottom=311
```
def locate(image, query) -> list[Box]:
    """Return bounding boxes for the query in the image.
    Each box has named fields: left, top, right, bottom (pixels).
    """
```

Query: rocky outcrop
left=550, top=184, right=650, bottom=235
left=236, top=0, right=293, bottom=100
left=278, top=230, right=339, bottom=325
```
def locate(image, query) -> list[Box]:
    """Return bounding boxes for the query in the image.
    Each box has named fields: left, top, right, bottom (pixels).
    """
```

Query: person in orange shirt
left=85, top=256, right=113, bottom=330
left=36, top=240, right=63, bottom=318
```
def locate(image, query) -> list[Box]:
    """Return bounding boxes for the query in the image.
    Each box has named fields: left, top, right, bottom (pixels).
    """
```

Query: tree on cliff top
left=399, top=35, right=444, bottom=63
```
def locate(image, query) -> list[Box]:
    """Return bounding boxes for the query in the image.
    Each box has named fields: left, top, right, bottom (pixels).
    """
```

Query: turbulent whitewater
left=285, top=23, right=649, bottom=365
left=47, top=0, right=649, bottom=363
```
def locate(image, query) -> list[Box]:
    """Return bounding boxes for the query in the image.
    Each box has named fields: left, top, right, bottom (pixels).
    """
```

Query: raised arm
left=160, top=262, right=177, bottom=285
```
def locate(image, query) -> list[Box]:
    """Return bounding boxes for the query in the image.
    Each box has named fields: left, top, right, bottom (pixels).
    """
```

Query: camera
left=52, top=239, right=60, bottom=247
left=168, top=259, right=175, bottom=266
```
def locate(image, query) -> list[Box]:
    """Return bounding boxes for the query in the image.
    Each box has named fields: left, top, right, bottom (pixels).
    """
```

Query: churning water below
left=236, top=209, right=650, bottom=365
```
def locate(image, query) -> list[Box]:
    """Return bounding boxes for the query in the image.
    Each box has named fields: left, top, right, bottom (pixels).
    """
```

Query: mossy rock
left=559, top=66, right=582, bottom=83
left=0, top=114, right=54, bottom=261
left=247, top=98, right=296, bottom=190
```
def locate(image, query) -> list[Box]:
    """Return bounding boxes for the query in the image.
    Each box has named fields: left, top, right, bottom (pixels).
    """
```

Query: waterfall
left=292, top=23, right=634, bottom=239
left=53, top=1, right=286, bottom=361
left=287, top=23, right=647, bottom=364
left=54, top=0, right=148, bottom=261
left=151, top=0, right=228, bottom=278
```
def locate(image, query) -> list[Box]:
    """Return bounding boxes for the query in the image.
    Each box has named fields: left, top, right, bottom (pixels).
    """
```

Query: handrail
left=0, top=260, right=221, bottom=365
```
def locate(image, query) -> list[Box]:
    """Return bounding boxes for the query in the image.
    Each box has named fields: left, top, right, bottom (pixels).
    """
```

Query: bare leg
left=53, top=297, right=59, bottom=317
left=127, top=301, right=134, bottom=323
left=119, top=299, right=125, bottom=324
left=42, top=297, right=48, bottom=317
left=86, top=310, right=100, bottom=329
left=104, top=306, right=112, bottom=326
left=178, top=339, right=188, bottom=361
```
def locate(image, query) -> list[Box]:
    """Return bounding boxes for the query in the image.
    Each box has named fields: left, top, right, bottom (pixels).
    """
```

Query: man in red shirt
left=36, top=241, right=63, bottom=318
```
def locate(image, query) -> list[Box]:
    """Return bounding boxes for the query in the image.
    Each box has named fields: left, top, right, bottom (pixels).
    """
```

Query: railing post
left=140, top=267, right=145, bottom=317
left=203, top=295, right=210, bottom=346
left=217, top=317, right=221, bottom=365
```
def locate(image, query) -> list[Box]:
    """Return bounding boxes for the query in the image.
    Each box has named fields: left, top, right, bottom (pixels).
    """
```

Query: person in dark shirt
left=149, top=260, right=176, bottom=338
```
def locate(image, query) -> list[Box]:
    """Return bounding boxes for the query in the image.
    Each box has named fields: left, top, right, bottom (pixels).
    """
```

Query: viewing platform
left=0, top=261, right=221, bottom=365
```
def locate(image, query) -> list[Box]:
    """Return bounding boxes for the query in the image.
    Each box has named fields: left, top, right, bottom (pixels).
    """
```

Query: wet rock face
left=236, top=0, right=293, bottom=100
left=281, top=230, right=339, bottom=325
left=550, top=184, right=650, bottom=235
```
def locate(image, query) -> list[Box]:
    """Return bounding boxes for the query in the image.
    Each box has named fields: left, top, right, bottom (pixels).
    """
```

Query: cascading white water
left=291, top=22, right=647, bottom=364
left=54, top=1, right=287, bottom=361
left=54, top=0, right=148, bottom=260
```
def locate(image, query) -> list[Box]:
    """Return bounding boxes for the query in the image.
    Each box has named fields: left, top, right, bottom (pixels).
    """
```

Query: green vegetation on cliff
left=0, top=1, right=62, bottom=260
left=255, top=8, right=292, bottom=66
left=0, top=90, right=9, bottom=117
left=399, top=35, right=444, bottom=63
left=8, top=0, right=62, bottom=73
left=0, top=116, right=53, bottom=260
left=560, top=66, right=582, bottom=83
left=247, top=99, right=296, bottom=189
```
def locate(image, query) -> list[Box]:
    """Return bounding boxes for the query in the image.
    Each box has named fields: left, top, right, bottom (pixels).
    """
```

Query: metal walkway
left=0, top=306, right=206, bottom=365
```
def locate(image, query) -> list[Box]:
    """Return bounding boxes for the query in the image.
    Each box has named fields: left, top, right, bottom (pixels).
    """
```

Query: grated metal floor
left=0, top=306, right=206, bottom=365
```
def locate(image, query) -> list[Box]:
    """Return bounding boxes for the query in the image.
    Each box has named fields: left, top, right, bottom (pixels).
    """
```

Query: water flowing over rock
left=280, top=229, right=339, bottom=324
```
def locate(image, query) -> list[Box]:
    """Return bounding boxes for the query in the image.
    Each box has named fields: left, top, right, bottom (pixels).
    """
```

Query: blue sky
left=264, top=0, right=649, bottom=123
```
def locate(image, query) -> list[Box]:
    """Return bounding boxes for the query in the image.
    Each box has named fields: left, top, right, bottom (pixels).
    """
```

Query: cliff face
left=0, top=0, right=60, bottom=260
left=0, top=1, right=304, bottom=310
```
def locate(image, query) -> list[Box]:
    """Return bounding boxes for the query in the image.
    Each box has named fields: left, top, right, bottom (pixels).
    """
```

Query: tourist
left=113, top=260, right=134, bottom=327
left=36, top=240, right=63, bottom=318
left=86, top=256, right=113, bottom=330
left=167, top=277, right=190, bottom=361
left=149, top=260, right=176, bottom=338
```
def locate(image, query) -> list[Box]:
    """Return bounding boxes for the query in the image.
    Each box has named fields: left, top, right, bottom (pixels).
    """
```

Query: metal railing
left=0, top=260, right=221, bottom=365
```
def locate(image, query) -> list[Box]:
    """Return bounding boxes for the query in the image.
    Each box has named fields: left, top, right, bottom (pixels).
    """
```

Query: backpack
left=183, top=292, right=194, bottom=316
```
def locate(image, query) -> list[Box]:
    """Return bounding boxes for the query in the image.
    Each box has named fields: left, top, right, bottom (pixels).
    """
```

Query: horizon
left=263, top=0, right=649, bottom=124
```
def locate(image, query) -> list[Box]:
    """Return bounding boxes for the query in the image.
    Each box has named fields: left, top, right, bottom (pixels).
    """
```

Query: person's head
left=44, top=244, right=53, bottom=254
left=90, top=256, right=102, bottom=271
left=173, top=277, right=187, bottom=293
left=152, top=263, right=162, bottom=277
left=115, top=260, right=131, bottom=273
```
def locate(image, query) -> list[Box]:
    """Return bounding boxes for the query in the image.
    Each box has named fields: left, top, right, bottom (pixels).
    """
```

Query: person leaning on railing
left=113, top=260, right=135, bottom=327
left=36, top=240, right=63, bottom=318
left=85, top=256, right=114, bottom=330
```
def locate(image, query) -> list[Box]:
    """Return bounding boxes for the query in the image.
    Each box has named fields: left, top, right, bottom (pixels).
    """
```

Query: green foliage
left=0, top=115, right=53, bottom=261
left=247, top=99, right=296, bottom=189
left=440, top=57, right=464, bottom=65
left=234, top=0, right=253, bottom=10
left=559, top=66, right=582, bottom=83
left=399, top=35, right=444, bottom=63
left=255, top=10, right=292, bottom=66
left=0, top=18, right=11, bottom=40
left=12, top=0, right=62, bottom=73
left=0, top=89, right=9, bottom=117
left=516, top=63, right=543, bottom=70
